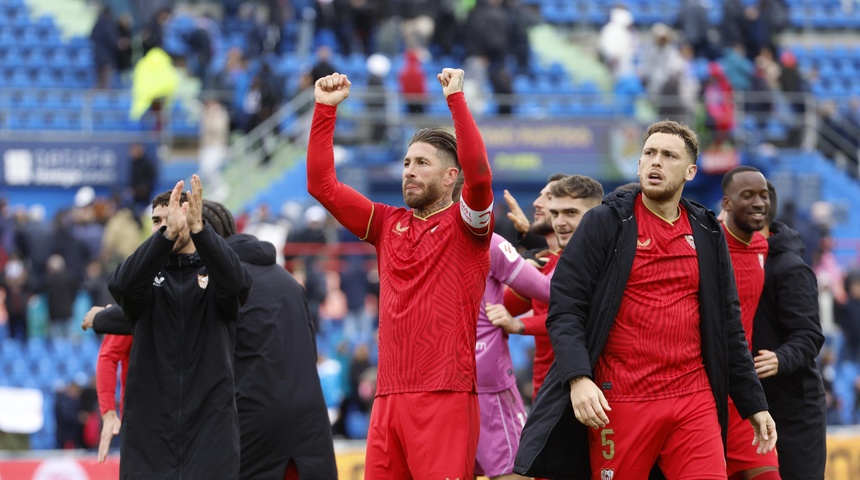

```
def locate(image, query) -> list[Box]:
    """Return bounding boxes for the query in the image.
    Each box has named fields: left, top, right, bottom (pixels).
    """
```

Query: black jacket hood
left=767, top=221, right=805, bottom=258
left=227, top=234, right=277, bottom=266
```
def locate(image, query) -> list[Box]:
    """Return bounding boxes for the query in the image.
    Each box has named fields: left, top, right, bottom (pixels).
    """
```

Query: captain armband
left=460, top=200, right=493, bottom=229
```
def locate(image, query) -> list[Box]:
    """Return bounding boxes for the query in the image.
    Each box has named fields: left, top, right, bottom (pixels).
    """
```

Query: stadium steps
left=26, top=0, right=96, bottom=39
left=221, top=142, right=310, bottom=213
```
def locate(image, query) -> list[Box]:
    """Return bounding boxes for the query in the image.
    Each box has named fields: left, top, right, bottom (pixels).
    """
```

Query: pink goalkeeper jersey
left=477, top=234, right=551, bottom=393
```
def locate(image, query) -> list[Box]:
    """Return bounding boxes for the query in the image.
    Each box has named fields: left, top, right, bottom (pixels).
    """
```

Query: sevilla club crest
left=198, top=274, right=209, bottom=289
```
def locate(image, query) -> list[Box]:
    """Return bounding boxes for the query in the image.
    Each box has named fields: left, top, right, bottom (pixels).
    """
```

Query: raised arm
left=307, top=73, right=375, bottom=240
left=439, top=68, right=493, bottom=232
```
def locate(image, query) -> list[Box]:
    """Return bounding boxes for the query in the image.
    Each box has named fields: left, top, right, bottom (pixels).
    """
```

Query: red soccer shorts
left=588, top=390, right=727, bottom=480
left=725, top=399, right=779, bottom=478
left=364, top=391, right=480, bottom=480
left=283, top=459, right=298, bottom=480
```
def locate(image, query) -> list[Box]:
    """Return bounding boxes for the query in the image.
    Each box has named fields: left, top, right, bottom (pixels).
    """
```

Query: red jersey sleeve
left=503, top=286, right=533, bottom=316
left=96, top=334, right=133, bottom=417
left=448, top=92, right=493, bottom=235
left=521, top=314, right=549, bottom=336
left=307, top=103, right=375, bottom=240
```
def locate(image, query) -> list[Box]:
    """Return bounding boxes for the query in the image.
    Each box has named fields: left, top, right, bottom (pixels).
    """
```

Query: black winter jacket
left=108, top=225, right=252, bottom=480
left=227, top=234, right=337, bottom=480
left=752, top=221, right=826, bottom=480
left=514, top=189, right=768, bottom=479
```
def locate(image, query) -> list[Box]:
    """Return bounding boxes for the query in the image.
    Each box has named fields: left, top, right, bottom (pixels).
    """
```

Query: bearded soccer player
left=487, top=175, right=603, bottom=400
left=307, top=68, right=493, bottom=479
left=515, top=121, right=776, bottom=479
left=721, top=167, right=781, bottom=480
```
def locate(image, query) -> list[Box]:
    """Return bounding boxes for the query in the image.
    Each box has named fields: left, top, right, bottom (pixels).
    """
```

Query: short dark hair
left=152, top=190, right=187, bottom=209
left=765, top=180, right=777, bottom=225
left=547, top=173, right=568, bottom=183
left=644, top=120, right=699, bottom=164
left=408, top=128, right=459, bottom=170
left=202, top=200, right=237, bottom=238
left=549, top=175, right=604, bottom=203
left=721, top=166, right=761, bottom=195
left=613, top=181, right=640, bottom=193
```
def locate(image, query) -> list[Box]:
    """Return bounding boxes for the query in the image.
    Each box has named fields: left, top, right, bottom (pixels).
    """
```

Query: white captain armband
left=460, top=200, right=493, bottom=229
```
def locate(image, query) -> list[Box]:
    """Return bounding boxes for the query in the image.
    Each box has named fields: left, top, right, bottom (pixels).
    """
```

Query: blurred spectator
left=778, top=50, right=809, bottom=148
left=14, top=205, right=52, bottom=287
left=314, top=0, right=355, bottom=56
left=101, top=200, right=143, bottom=271
left=350, top=0, right=381, bottom=55
left=703, top=62, right=736, bottom=146
left=745, top=57, right=774, bottom=130
left=598, top=6, right=635, bottom=79
left=54, top=381, right=84, bottom=449
left=2, top=256, right=32, bottom=342
left=641, top=24, right=685, bottom=118
left=720, top=0, right=746, bottom=50
left=285, top=206, right=329, bottom=332
left=302, top=45, right=339, bottom=90
left=91, top=7, right=120, bottom=89
left=399, top=49, right=427, bottom=114
left=130, top=47, right=180, bottom=130
left=755, top=47, right=781, bottom=90
left=365, top=53, right=391, bottom=143
left=464, top=0, right=510, bottom=69
left=199, top=95, right=231, bottom=201
left=184, top=16, right=216, bottom=86
left=82, top=260, right=112, bottom=308
left=317, top=348, right=345, bottom=424
left=677, top=0, right=714, bottom=59
left=50, top=211, right=91, bottom=283
left=141, top=7, right=171, bottom=54
left=489, top=66, right=514, bottom=116
left=817, top=101, right=858, bottom=170
left=210, top=47, right=250, bottom=129
left=128, top=143, right=158, bottom=218
left=837, top=276, right=860, bottom=364
left=116, top=14, right=134, bottom=80
left=819, top=346, right=841, bottom=424
left=748, top=0, right=789, bottom=61
left=398, top=0, right=437, bottom=58
left=720, top=43, right=754, bottom=92
left=42, top=254, right=79, bottom=340
left=242, top=69, right=283, bottom=165
left=70, top=188, right=104, bottom=262
left=507, top=0, right=538, bottom=70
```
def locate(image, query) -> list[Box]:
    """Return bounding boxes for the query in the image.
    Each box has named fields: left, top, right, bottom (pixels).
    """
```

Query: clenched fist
left=315, top=73, right=351, bottom=107
left=437, top=68, right=465, bottom=98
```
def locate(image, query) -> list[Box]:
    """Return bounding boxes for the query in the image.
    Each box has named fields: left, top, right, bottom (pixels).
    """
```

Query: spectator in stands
left=641, top=24, right=685, bottom=118
left=398, top=0, right=437, bottom=59
left=101, top=199, right=143, bottom=271
left=184, top=17, right=215, bottom=87
left=82, top=260, right=112, bottom=308
left=837, top=276, right=860, bottom=364
left=365, top=53, right=391, bottom=143
left=50, top=210, right=91, bottom=283
left=720, top=43, right=754, bottom=93
left=91, top=6, right=120, bottom=89
left=141, top=7, right=171, bottom=54
left=399, top=49, right=427, bottom=114
left=301, top=45, right=338, bottom=91
left=54, top=380, right=84, bottom=449
left=465, top=0, right=510, bottom=70
left=128, top=143, right=158, bottom=219
left=817, top=101, right=858, bottom=170
left=199, top=95, right=231, bottom=201
left=720, top=0, right=746, bottom=50
left=2, top=256, right=32, bottom=342
left=703, top=61, right=736, bottom=146
left=285, top=206, right=329, bottom=333
left=14, top=205, right=52, bottom=287
left=778, top=50, right=809, bottom=148
left=210, top=47, right=250, bottom=129
left=313, top=0, right=354, bottom=56
left=745, top=56, right=775, bottom=130
left=349, top=0, right=380, bottom=55
left=42, top=254, right=79, bottom=339
left=507, top=0, right=538, bottom=71
left=750, top=0, right=789, bottom=60
left=117, top=14, right=134, bottom=81
left=677, top=0, right=714, bottom=59
left=598, top=6, right=635, bottom=79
